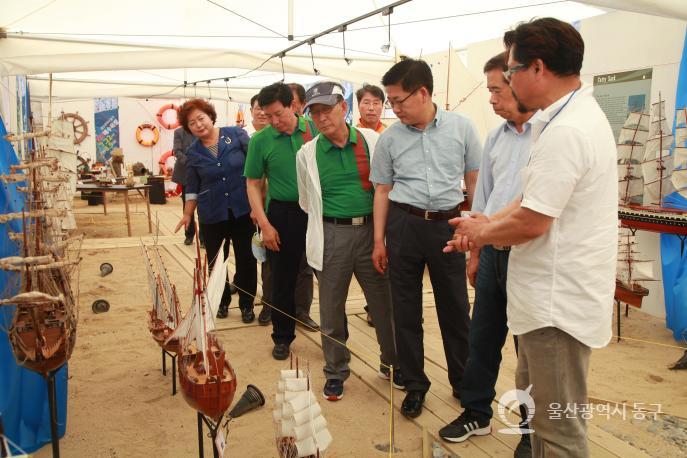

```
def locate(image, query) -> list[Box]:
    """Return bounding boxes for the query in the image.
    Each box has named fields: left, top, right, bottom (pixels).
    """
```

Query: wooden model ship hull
left=615, top=280, right=649, bottom=308
left=147, top=310, right=180, bottom=354
left=8, top=300, right=76, bottom=375
left=178, top=334, right=237, bottom=421
left=619, top=205, right=687, bottom=235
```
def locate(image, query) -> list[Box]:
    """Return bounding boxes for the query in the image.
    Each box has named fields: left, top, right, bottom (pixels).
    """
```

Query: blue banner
left=662, top=27, right=687, bottom=342
left=94, top=97, right=120, bottom=163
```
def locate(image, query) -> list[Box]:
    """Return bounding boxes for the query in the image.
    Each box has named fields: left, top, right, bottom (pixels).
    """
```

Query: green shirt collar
left=268, top=114, right=308, bottom=138
left=318, top=125, right=358, bottom=153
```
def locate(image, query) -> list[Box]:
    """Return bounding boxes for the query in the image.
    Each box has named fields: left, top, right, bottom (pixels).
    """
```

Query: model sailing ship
left=166, top=239, right=237, bottom=421
left=273, top=361, right=333, bottom=457
left=617, top=96, right=687, bottom=234
left=142, top=243, right=182, bottom=354
left=0, top=131, right=83, bottom=376
left=615, top=228, right=656, bottom=307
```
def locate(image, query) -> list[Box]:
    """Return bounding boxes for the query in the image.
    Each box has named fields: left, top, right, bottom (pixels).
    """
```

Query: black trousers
left=385, top=203, right=470, bottom=393
left=200, top=209, right=256, bottom=310
left=180, top=186, right=196, bottom=238
left=267, top=200, right=307, bottom=345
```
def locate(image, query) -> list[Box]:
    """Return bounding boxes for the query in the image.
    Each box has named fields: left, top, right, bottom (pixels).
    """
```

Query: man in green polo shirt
left=245, top=82, right=317, bottom=360
left=296, top=81, right=400, bottom=401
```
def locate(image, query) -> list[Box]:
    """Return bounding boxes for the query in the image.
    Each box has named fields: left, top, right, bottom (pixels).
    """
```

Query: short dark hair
left=257, top=82, right=293, bottom=108
left=287, top=83, right=306, bottom=104
left=483, top=52, right=508, bottom=74
left=504, top=17, right=584, bottom=77
left=179, top=98, right=217, bottom=133
left=381, top=59, right=433, bottom=95
left=250, top=94, right=259, bottom=108
left=356, top=84, right=385, bottom=104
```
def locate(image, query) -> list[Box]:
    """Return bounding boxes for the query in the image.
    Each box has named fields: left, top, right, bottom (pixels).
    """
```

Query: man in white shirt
left=446, top=18, right=617, bottom=457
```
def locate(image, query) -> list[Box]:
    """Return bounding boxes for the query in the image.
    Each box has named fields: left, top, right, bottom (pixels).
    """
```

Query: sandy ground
left=30, top=194, right=687, bottom=457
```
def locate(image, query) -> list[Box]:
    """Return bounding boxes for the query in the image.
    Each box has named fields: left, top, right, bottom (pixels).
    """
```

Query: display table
left=76, top=183, right=152, bottom=236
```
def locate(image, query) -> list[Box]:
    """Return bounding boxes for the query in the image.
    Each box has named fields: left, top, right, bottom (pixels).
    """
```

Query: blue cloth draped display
left=661, top=27, right=687, bottom=342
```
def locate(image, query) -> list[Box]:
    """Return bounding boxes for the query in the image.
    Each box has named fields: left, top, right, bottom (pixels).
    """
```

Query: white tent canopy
left=1, top=0, right=685, bottom=101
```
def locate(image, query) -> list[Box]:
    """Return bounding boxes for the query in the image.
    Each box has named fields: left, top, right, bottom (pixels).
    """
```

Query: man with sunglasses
left=447, top=18, right=617, bottom=457
left=370, top=58, right=482, bottom=419
left=295, top=81, right=400, bottom=401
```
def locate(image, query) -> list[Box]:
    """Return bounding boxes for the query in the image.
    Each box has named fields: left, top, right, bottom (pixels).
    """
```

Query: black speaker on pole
left=148, top=176, right=166, bottom=204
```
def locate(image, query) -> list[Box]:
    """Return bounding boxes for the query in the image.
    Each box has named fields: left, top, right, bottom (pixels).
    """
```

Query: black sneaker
left=439, top=411, right=491, bottom=443
left=240, top=307, right=255, bottom=324
left=378, top=365, right=405, bottom=390
left=258, top=306, right=271, bottom=325
left=184, top=235, right=193, bottom=246
left=323, top=379, right=344, bottom=401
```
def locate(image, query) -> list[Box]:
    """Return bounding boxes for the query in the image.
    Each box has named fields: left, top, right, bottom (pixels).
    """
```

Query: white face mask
left=251, top=231, right=267, bottom=263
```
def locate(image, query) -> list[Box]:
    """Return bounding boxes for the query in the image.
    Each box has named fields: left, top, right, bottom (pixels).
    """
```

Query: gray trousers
left=318, top=221, right=398, bottom=380
left=261, top=253, right=313, bottom=316
left=516, top=327, right=591, bottom=458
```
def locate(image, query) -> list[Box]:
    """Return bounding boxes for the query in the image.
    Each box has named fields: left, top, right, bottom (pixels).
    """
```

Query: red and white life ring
left=136, top=123, right=159, bottom=147
left=156, top=104, right=181, bottom=130
left=158, top=150, right=173, bottom=175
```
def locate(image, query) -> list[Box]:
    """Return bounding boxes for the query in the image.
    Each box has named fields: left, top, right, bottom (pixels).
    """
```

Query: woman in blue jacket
left=175, top=98, right=256, bottom=322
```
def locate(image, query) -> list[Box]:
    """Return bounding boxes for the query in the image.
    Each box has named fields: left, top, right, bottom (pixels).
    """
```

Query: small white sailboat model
left=168, top=240, right=237, bottom=422
left=273, top=359, right=333, bottom=458
left=615, top=228, right=657, bottom=307
left=141, top=243, right=182, bottom=354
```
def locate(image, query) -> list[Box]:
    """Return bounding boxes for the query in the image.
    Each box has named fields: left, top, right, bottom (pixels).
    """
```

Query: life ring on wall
left=136, top=123, right=160, bottom=147
left=158, top=150, right=173, bottom=175
left=156, top=104, right=181, bottom=130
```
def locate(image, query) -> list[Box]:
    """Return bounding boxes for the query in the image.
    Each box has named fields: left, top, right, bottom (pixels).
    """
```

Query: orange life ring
left=158, top=150, right=173, bottom=176
left=156, top=104, right=181, bottom=130
left=136, top=123, right=160, bottom=147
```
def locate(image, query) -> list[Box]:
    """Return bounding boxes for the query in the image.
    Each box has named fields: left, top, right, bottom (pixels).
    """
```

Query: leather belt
left=323, top=215, right=371, bottom=226
left=392, top=201, right=460, bottom=221
left=493, top=245, right=511, bottom=251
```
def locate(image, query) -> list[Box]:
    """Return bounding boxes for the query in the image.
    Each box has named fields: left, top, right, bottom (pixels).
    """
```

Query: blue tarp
left=0, top=110, right=69, bottom=453
left=662, top=26, right=687, bottom=343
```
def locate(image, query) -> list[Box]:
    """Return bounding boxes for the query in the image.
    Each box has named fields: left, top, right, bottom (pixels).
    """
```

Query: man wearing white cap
left=296, top=81, right=400, bottom=401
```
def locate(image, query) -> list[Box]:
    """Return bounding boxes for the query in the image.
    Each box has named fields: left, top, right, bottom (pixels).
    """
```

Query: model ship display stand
left=0, top=118, right=83, bottom=457
left=165, top=233, right=236, bottom=458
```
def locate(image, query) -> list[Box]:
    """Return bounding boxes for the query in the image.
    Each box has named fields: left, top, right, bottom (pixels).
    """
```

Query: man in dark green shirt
left=245, top=82, right=317, bottom=360
left=296, top=82, right=400, bottom=401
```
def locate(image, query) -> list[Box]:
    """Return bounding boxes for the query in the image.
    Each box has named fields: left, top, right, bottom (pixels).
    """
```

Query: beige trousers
left=516, top=327, right=591, bottom=457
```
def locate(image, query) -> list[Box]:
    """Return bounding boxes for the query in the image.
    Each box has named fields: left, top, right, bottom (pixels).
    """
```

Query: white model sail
left=141, top=245, right=166, bottom=321
left=616, top=228, right=656, bottom=287
left=274, top=369, right=333, bottom=457
left=640, top=99, right=674, bottom=204
left=206, top=241, right=229, bottom=322
left=671, top=108, right=687, bottom=199
left=617, top=110, right=649, bottom=204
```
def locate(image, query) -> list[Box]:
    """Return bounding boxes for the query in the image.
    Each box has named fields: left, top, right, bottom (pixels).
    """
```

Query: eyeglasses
left=384, top=87, right=421, bottom=109
left=503, top=64, right=527, bottom=82
left=359, top=99, right=383, bottom=108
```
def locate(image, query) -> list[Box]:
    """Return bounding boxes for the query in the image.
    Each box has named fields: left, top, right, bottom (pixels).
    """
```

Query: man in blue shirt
left=438, top=53, right=534, bottom=458
left=370, top=59, right=482, bottom=419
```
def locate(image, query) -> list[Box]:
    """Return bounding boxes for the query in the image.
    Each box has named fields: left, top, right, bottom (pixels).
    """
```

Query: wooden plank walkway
left=76, top=201, right=649, bottom=457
